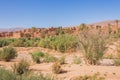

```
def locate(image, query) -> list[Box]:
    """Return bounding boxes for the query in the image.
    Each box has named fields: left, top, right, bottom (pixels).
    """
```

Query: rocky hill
left=0, top=20, right=120, bottom=38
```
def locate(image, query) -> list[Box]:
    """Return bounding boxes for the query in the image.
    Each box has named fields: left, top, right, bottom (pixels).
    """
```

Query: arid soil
left=0, top=47, right=120, bottom=80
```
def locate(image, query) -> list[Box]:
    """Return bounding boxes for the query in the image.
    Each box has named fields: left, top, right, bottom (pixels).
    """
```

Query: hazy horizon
left=0, top=0, right=120, bottom=28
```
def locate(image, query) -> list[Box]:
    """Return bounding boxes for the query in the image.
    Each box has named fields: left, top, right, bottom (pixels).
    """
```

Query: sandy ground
left=0, top=47, right=120, bottom=80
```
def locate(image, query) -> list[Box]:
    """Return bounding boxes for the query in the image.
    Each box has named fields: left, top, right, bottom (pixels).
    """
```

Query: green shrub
left=12, top=59, right=29, bottom=75
left=31, top=51, right=45, bottom=63
left=43, top=54, right=57, bottom=63
left=52, top=62, right=62, bottom=74
left=0, top=47, right=17, bottom=61
left=0, top=68, right=16, bottom=80
left=114, top=59, right=120, bottom=66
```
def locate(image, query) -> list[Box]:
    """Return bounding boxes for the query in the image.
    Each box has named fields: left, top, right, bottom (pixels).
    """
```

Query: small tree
left=77, top=29, right=109, bottom=65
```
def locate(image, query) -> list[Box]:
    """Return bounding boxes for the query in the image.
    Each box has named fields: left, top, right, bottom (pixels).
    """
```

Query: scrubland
left=0, top=24, right=120, bottom=80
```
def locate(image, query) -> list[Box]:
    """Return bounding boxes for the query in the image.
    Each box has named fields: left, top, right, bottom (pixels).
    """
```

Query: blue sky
left=0, top=0, right=120, bottom=28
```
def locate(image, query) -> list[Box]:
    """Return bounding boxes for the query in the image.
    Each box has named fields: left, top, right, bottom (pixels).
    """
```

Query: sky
left=0, top=0, right=120, bottom=28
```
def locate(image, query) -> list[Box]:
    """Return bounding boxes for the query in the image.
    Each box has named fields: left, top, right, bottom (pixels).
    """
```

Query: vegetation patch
left=0, top=67, right=58, bottom=80
left=0, top=47, right=17, bottom=61
left=0, top=68, right=16, bottom=80
left=31, top=51, right=45, bottom=63
left=39, top=34, right=77, bottom=53
left=12, top=59, right=29, bottom=75
left=43, top=53, right=57, bottom=63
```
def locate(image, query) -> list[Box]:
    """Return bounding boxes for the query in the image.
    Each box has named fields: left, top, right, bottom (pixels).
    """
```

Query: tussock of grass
left=0, top=47, right=17, bottom=61
left=31, top=51, right=45, bottom=63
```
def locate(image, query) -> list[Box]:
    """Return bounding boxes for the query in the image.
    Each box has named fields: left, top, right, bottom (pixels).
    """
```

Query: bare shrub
left=52, top=62, right=62, bottom=74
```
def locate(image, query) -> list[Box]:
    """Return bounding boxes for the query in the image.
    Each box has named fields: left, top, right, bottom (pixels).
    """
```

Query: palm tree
left=108, top=23, right=112, bottom=34
left=79, top=23, right=88, bottom=31
left=115, top=20, right=119, bottom=28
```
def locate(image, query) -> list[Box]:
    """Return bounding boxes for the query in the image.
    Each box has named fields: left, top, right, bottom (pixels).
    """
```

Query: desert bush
left=52, top=62, right=62, bottom=74
left=0, top=47, right=17, bottom=61
left=43, top=54, right=57, bottom=63
left=78, top=29, right=109, bottom=65
left=114, top=59, right=120, bottom=66
left=31, top=51, right=45, bottom=63
left=12, top=59, right=29, bottom=75
left=0, top=68, right=16, bottom=80
left=73, top=56, right=81, bottom=64
left=73, top=73, right=105, bottom=80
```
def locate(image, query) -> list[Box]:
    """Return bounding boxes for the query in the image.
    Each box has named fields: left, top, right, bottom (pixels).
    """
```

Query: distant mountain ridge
left=0, top=28, right=24, bottom=32
left=90, top=20, right=120, bottom=27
